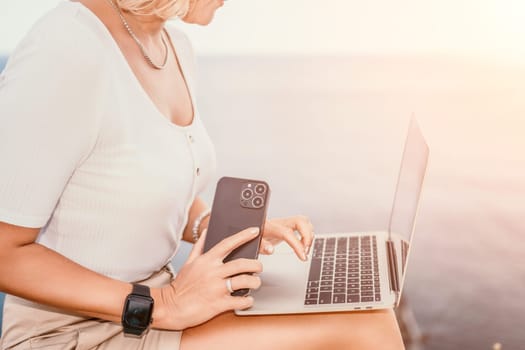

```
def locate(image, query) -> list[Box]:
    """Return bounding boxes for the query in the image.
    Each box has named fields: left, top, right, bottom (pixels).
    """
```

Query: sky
left=1, top=0, right=525, bottom=61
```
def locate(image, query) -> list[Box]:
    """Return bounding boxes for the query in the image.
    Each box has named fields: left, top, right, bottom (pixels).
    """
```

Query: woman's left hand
left=259, top=216, right=315, bottom=261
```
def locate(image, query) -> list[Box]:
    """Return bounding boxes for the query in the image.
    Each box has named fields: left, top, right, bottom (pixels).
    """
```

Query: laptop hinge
left=386, top=240, right=400, bottom=294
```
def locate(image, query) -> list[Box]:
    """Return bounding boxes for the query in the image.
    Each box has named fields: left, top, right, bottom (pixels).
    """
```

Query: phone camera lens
left=241, top=188, right=253, bottom=200
left=254, top=184, right=266, bottom=195
left=252, top=196, right=264, bottom=208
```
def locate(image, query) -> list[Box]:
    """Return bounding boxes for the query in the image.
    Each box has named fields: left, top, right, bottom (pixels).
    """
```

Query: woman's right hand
left=151, top=227, right=263, bottom=330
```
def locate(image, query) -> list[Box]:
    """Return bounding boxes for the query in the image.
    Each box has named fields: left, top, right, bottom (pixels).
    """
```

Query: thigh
left=94, top=328, right=182, bottom=350
left=180, top=309, right=404, bottom=350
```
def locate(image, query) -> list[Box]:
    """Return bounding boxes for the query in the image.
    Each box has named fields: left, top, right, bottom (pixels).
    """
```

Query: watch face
left=124, top=296, right=153, bottom=329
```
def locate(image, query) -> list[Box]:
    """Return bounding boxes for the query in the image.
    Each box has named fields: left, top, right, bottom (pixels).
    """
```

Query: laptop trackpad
left=236, top=245, right=309, bottom=315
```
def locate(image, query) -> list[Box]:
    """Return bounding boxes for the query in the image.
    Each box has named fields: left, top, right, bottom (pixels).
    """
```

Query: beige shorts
left=0, top=266, right=181, bottom=350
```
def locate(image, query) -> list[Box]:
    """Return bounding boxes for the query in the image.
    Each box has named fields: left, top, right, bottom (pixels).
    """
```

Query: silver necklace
left=106, top=0, right=169, bottom=70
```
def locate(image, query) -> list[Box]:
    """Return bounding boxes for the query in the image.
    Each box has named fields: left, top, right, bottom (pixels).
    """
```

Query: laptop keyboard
left=304, top=236, right=381, bottom=305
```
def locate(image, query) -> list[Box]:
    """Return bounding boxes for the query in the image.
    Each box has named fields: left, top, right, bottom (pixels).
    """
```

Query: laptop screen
left=387, top=118, right=429, bottom=275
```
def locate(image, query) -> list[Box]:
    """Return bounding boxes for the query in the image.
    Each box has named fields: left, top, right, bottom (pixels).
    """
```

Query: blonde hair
left=116, top=0, right=191, bottom=20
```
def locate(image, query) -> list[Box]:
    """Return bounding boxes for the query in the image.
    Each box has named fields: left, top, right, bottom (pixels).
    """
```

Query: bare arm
left=181, top=197, right=210, bottom=243
left=181, top=198, right=315, bottom=261
left=0, top=220, right=262, bottom=331
left=0, top=221, right=133, bottom=323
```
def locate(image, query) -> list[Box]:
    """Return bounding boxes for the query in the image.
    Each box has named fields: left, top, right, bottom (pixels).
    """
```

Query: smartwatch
left=121, top=284, right=154, bottom=336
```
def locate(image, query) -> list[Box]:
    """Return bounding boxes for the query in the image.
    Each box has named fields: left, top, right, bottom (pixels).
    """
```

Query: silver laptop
left=236, top=118, right=429, bottom=315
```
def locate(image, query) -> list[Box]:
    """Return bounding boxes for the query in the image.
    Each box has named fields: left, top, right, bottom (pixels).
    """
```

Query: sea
left=1, top=54, right=524, bottom=349
left=191, top=55, right=525, bottom=350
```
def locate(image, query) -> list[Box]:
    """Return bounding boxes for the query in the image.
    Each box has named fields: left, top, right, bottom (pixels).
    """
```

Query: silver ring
left=225, top=277, right=234, bottom=293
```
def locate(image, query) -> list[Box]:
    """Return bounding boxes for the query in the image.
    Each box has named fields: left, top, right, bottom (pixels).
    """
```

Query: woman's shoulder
left=10, top=2, right=109, bottom=67
left=2, top=3, right=113, bottom=110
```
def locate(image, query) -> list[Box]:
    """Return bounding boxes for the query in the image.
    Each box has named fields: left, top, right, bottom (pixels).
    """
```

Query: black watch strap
left=132, top=283, right=150, bottom=297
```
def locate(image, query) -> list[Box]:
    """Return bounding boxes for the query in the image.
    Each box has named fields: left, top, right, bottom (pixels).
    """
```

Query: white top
left=0, top=1, right=216, bottom=282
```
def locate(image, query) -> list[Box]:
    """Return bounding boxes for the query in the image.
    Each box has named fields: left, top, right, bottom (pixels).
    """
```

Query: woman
left=0, top=0, right=404, bottom=348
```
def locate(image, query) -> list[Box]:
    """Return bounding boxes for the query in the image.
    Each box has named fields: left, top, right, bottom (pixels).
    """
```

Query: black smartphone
left=203, top=176, right=271, bottom=296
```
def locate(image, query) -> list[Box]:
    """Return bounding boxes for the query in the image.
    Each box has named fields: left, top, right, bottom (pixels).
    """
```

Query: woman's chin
left=182, top=16, right=214, bottom=25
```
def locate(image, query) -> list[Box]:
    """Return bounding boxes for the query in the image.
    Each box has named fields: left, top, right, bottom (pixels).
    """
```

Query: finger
left=224, top=295, right=254, bottom=311
left=187, top=229, right=207, bottom=264
left=282, top=227, right=308, bottom=261
left=258, top=238, right=274, bottom=255
left=294, top=217, right=315, bottom=255
left=229, top=274, right=262, bottom=292
left=220, top=258, right=263, bottom=277
left=209, top=227, right=260, bottom=260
